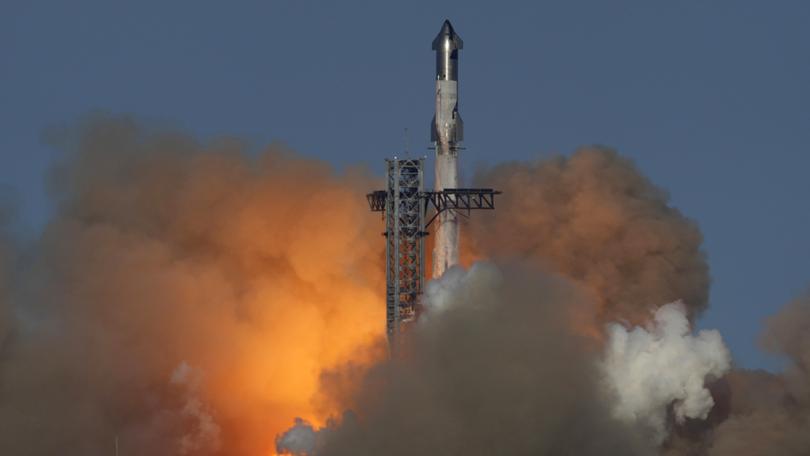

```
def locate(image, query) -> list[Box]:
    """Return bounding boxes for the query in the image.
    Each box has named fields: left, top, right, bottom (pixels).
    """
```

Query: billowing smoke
left=0, top=116, right=807, bottom=455
left=0, top=117, right=385, bottom=455
left=169, top=362, right=222, bottom=454
left=702, top=295, right=810, bottom=455
left=603, top=302, right=731, bottom=444
left=468, top=148, right=709, bottom=324
left=276, top=418, right=324, bottom=455
left=307, top=262, right=656, bottom=456
left=278, top=265, right=730, bottom=455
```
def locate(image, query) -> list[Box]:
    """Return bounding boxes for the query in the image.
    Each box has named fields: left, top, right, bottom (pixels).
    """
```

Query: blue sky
left=2, top=0, right=808, bottom=369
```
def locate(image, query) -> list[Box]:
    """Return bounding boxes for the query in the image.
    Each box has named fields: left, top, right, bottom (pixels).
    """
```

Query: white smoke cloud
left=422, top=263, right=491, bottom=316
left=602, top=302, right=731, bottom=445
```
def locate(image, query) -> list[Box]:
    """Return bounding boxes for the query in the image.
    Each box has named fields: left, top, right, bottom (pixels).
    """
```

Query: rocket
left=431, top=20, right=463, bottom=278
left=367, top=20, right=497, bottom=349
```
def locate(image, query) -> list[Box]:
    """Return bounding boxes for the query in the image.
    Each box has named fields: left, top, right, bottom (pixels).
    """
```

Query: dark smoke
left=314, top=263, right=654, bottom=456
left=468, top=148, right=709, bottom=324
left=704, top=295, right=810, bottom=455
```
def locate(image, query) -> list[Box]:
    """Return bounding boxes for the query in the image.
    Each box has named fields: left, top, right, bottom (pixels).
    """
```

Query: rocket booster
left=431, top=20, right=463, bottom=278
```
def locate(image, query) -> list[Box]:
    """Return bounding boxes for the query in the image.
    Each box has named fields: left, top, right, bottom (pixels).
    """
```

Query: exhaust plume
left=704, top=294, right=810, bottom=455
left=2, top=115, right=807, bottom=455
left=281, top=265, right=731, bottom=456
left=278, top=148, right=734, bottom=456
left=0, top=117, right=385, bottom=455
left=305, top=263, right=655, bottom=456
left=468, top=147, right=710, bottom=325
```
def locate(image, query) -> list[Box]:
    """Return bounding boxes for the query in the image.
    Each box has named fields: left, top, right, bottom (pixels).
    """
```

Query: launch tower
left=367, top=19, right=499, bottom=354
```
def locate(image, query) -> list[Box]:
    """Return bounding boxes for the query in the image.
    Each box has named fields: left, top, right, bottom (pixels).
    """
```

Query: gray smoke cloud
left=468, top=148, right=709, bottom=324
left=462, top=149, right=810, bottom=455
left=702, top=295, right=810, bottom=455
left=280, top=263, right=733, bottom=456
left=276, top=418, right=319, bottom=455
left=306, top=263, right=655, bottom=456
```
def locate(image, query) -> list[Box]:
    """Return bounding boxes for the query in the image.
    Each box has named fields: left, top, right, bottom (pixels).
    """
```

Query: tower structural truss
left=367, top=158, right=500, bottom=353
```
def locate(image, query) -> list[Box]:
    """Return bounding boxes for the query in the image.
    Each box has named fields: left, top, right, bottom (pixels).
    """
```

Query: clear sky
left=2, top=0, right=808, bottom=369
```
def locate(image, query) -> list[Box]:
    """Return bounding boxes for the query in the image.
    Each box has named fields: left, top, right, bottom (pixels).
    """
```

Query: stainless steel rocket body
left=431, top=20, right=463, bottom=278
left=431, top=20, right=464, bottom=148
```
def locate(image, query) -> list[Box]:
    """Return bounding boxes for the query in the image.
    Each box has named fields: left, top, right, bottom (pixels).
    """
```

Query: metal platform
left=369, top=187, right=500, bottom=226
left=368, top=159, right=500, bottom=354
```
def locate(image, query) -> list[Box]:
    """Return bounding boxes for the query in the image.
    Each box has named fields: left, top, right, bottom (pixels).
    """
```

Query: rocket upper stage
left=430, top=19, right=464, bottom=147
left=432, top=20, right=463, bottom=81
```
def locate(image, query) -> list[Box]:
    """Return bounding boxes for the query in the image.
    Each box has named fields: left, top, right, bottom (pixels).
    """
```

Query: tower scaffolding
left=367, top=158, right=500, bottom=354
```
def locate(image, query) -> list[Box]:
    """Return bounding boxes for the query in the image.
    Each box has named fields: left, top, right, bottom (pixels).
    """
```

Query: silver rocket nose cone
left=432, top=19, right=463, bottom=50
